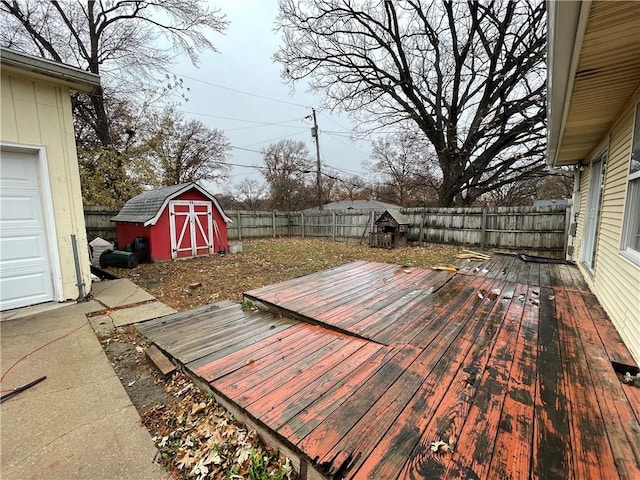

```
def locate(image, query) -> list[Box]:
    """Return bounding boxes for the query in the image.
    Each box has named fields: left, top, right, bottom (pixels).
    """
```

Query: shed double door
left=169, top=200, right=215, bottom=259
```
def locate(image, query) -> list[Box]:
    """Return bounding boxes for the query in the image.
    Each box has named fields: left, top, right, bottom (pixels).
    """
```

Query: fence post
left=419, top=210, right=425, bottom=246
left=332, top=211, right=336, bottom=241
left=237, top=211, right=242, bottom=241
left=301, top=212, right=305, bottom=238
left=481, top=207, right=488, bottom=248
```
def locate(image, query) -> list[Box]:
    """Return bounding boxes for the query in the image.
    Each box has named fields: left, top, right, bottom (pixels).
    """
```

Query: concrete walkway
left=1, top=281, right=173, bottom=479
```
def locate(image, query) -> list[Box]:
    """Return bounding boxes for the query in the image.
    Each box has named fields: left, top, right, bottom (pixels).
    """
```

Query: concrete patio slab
left=110, top=301, right=177, bottom=327
left=0, top=299, right=168, bottom=480
left=91, top=279, right=155, bottom=308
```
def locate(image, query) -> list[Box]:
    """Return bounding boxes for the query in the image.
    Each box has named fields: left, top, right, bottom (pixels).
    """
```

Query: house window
left=621, top=103, right=640, bottom=265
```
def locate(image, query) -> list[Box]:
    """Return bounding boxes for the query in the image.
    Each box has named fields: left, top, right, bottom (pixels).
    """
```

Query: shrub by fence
left=85, top=205, right=569, bottom=257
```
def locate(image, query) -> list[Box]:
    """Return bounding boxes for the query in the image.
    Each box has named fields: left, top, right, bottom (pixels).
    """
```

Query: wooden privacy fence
left=84, top=205, right=118, bottom=241
left=225, top=206, right=569, bottom=257
left=84, top=205, right=569, bottom=257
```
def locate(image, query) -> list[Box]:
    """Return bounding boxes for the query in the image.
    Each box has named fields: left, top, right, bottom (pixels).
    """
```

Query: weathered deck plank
left=350, top=277, right=511, bottom=479
left=135, top=257, right=639, bottom=480
left=554, top=286, right=619, bottom=480
left=532, top=285, right=572, bottom=480
left=259, top=343, right=391, bottom=431
left=192, top=322, right=306, bottom=379
left=486, top=286, right=539, bottom=480
left=321, top=276, right=496, bottom=478
left=435, top=283, right=528, bottom=480
left=564, top=288, right=640, bottom=478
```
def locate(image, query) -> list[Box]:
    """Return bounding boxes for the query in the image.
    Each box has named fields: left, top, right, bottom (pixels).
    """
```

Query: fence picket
left=84, top=205, right=568, bottom=258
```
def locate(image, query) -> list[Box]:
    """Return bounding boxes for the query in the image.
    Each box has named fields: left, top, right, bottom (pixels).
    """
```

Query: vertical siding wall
left=573, top=92, right=640, bottom=364
left=1, top=72, right=91, bottom=301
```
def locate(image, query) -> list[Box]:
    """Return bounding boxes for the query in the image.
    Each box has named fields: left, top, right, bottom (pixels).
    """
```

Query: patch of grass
left=107, top=238, right=460, bottom=311
left=241, top=299, right=256, bottom=312
left=224, top=449, right=289, bottom=480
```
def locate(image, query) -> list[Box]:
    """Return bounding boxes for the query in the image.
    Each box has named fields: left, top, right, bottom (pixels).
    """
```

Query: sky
left=167, top=0, right=374, bottom=194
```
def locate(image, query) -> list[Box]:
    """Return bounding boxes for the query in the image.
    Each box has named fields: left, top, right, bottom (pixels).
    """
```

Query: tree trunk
left=89, top=85, right=112, bottom=147
left=437, top=153, right=464, bottom=207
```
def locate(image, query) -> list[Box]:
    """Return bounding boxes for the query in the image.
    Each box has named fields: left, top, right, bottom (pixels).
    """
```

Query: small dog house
left=369, top=209, right=409, bottom=249
left=112, top=183, right=231, bottom=261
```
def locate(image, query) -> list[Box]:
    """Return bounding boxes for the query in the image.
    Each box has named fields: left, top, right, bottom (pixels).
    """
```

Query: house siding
left=1, top=72, right=91, bottom=302
left=574, top=91, right=640, bottom=364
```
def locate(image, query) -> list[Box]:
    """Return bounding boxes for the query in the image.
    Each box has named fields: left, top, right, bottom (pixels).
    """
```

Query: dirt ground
left=96, top=238, right=461, bottom=479
left=94, top=324, right=168, bottom=414
left=105, top=238, right=460, bottom=311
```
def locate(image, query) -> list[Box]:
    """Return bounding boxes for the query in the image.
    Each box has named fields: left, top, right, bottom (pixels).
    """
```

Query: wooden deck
left=136, top=257, right=640, bottom=479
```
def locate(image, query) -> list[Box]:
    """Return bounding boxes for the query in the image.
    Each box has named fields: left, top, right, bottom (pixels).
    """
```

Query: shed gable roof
left=377, top=209, right=409, bottom=225
left=112, top=183, right=231, bottom=226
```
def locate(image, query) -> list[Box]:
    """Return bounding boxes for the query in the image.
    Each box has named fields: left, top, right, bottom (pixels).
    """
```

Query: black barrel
left=100, top=250, right=139, bottom=269
left=133, top=237, right=148, bottom=263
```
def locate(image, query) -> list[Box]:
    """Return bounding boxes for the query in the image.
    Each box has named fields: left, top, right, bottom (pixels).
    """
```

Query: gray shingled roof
left=112, top=183, right=202, bottom=224
left=111, top=183, right=231, bottom=223
left=306, top=199, right=401, bottom=211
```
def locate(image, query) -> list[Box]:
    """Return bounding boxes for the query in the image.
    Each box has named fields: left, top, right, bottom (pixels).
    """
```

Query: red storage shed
left=112, top=183, right=231, bottom=261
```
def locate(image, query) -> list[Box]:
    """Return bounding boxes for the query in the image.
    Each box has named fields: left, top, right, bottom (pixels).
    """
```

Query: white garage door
left=0, top=149, right=55, bottom=310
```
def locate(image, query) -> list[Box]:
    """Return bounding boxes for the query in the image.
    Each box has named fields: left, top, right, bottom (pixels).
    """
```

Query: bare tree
left=276, top=0, right=546, bottom=206
left=483, top=179, right=537, bottom=206
left=536, top=173, right=573, bottom=200
left=1, top=0, right=227, bottom=146
left=368, top=132, right=437, bottom=206
left=327, top=173, right=371, bottom=201
left=228, top=179, right=268, bottom=211
left=145, top=108, right=231, bottom=186
left=262, top=139, right=314, bottom=211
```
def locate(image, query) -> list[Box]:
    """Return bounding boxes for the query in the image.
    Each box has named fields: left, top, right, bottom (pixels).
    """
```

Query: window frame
left=620, top=102, right=640, bottom=266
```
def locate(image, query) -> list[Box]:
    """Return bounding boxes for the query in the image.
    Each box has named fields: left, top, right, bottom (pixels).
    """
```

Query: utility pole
left=311, top=108, right=323, bottom=211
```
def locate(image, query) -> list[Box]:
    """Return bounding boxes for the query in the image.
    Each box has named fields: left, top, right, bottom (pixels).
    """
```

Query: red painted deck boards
left=136, top=258, right=639, bottom=480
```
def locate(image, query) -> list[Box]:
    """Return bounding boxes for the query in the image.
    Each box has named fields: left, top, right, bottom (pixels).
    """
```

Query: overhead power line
left=182, top=111, right=308, bottom=129
left=174, top=72, right=311, bottom=108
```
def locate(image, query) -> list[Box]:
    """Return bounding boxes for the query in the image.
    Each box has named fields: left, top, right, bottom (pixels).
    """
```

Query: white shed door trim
left=168, top=200, right=214, bottom=259
left=0, top=143, right=63, bottom=310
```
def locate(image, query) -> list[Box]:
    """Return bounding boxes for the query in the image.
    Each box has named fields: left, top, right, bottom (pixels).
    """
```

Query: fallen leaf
left=191, top=401, right=207, bottom=415
left=430, top=440, right=452, bottom=453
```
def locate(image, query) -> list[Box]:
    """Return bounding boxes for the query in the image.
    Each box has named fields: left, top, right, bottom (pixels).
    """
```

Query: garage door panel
left=0, top=152, right=39, bottom=185
left=1, top=193, right=44, bottom=223
left=0, top=234, right=49, bottom=263
left=0, top=272, right=54, bottom=309
left=0, top=149, right=55, bottom=310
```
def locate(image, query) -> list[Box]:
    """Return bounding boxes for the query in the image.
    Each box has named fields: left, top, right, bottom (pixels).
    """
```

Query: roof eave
left=1, top=47, right=100, bottom=92
left=546, top=1, right=591, bottom=168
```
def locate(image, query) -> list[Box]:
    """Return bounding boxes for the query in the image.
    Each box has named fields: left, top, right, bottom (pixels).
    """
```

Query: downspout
left=71, top=234, right=88, bottom=302
left=567, top=167, right=581, bottom=261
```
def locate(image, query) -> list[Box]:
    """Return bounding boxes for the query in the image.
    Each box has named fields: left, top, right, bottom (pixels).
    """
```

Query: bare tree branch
left=276, top=0, right=546, bottom=206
